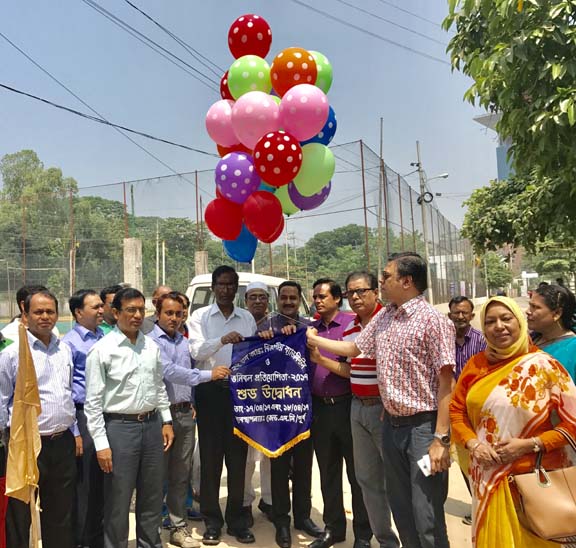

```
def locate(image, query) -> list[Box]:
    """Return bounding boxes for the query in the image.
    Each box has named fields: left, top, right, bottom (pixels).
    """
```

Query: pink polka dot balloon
left=231, top=91, right=281, bottom=150
left=215, top=152, right=261, bottom=204
left=253, top=130, right=303, bottom=188
left=228, top=14, right=272, bottom=59
left=279, top=84, right=329, bottom=142
left=205, top=99, right=238, bottom=147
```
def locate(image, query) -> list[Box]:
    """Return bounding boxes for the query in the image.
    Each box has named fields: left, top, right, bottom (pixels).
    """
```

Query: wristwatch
left=531, top=437, right=541, bottom=452
left=434, top=432, right=451, bottom=447
left=162, top=421, right=173, bottom=426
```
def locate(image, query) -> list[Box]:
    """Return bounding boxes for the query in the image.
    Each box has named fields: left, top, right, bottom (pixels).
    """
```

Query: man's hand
left=211, top=366, right=231, bottom=381
left=428, top=439, right=451, bottom=475
left=306, top=327, right=319, bottom=346
left=307, top=345, right=322, bottom=364
left=280, top=324, right=297, bottom=336
left=75, top=435, right=83, bottom=457
left=163, top=424, right=174, bottom=452
left=192, top=405, right=197, bottom=420
left=97, top=448, right=113, bottom=473
left=221, top=331, right=244, bottom=345
left=258, top=328, right=275, bottom=340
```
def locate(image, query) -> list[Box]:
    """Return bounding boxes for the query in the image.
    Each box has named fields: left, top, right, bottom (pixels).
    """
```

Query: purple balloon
left=215, top=152, right=261, bottom=204
left=288, top=181, right=331, bottom=210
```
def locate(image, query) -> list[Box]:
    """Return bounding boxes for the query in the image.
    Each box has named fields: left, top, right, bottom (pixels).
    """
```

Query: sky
left=0, top=0, right=498, bottom=245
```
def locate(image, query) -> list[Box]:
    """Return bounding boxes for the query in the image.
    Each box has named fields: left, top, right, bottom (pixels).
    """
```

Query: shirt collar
left=73, top=323, right=103, bottom=340
left=209, top=303, right=241, bottom=319
left=314, top=310, right=349, bottom=328
left=111, top=326, right=145, bottom=346
left=389, top=294, right=426, bottom=318
left=353, top=301, right=383, bottom=326
left=152, top=323, right=183, bottom=342
left=27, top=329, right=59, bottom=351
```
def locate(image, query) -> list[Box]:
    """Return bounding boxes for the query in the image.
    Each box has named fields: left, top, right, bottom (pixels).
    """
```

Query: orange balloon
left=270, top=47, right=317, bottom=97
left=216, top=142, right=252, bottom=157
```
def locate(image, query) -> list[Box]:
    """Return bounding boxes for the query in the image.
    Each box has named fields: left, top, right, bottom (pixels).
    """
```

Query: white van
left=185, top=272, right=311, bottom=316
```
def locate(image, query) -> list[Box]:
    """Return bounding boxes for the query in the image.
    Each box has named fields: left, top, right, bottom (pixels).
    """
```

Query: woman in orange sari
left=450, top=296, right=576, bottom=547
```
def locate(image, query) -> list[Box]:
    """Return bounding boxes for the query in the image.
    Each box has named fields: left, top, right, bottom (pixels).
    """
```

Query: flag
left=5, top=323, right=42, bottom=546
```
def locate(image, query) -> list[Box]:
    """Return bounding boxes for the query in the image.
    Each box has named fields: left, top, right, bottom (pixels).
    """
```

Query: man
left=150, top=292, right=230, bottom=548
left=85, top=287, right=174, bottom=548
left=0, top=290, right=80, bottom=548
left=141, top=285, right=173, bottom=334
left=99, top=285, right=123, bottom=335
left=307, top=253, right=455, bottom=548
left=188, top=266, right=256, bottom=546
left=447, top=295, right=486, bottom=525
left=242, top=282, right=272, bottom=527
left=62, top=289, right=105, bottom=548
left=307, top=278, right=372, bottom=548
left=261, top=281, right=323, bottom=548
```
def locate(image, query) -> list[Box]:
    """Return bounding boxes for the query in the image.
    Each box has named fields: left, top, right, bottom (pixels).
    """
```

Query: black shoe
left=353, top=539, right=371, bottom=548
left=294, top=518, right=323, bottom=538
left=241, top=505, right=254, bottom=528
left=258, top=498, right=273, bottom=521
left=227, top=527, right=256, bottom=544
left=202, top=527, right=221, bottom=546
left=275, top=525, right=292, bottom=548
left=308, top=530, right=346, bottom=548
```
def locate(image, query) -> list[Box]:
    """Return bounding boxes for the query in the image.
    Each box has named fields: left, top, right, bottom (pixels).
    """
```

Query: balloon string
left=255, top=312, right=311, bottom=329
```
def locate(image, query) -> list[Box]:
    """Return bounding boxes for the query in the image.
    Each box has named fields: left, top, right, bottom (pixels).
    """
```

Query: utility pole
left=122, top=182, right=129, bottom=239
left=155, top=220, right=160, bottom=286
left=377, top=118, right=384, bottom=280
left=284, top=218, right=290, bottom=279
left=359, top=140, right=371, bottom=270
left=162, top=240, right=166, bottom=285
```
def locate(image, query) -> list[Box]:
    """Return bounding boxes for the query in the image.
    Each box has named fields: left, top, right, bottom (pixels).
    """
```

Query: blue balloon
left=223, top=224, right=258, bottom=263
left=301, top=106, right=337, bottom=146
left=258, top=181, right=276, bottom=193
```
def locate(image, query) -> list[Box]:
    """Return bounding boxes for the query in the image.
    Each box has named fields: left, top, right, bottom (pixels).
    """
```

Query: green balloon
left=293, top=144, right=335, bottom=197
left=310, top=50, right=333, bottom=94
left=274, top=185, right=300, bottom=216
left=227, top=55, right=272, bottom=100
left=270, top=94, right=281, bottom=106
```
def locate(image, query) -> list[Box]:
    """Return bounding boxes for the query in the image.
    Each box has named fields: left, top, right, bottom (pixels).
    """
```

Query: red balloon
left=243, top=191, right=283, bottom=241
left=205, top=198, right=243, bottom=240
left=253, top=131, right=303, bottom=187
left=220, top=71, right=233, bottom=100
left=228, top=14, right=272, bottom=59
left=259, top=215, right=284, bottom=244
left=216, top=142, right=252, bottom=157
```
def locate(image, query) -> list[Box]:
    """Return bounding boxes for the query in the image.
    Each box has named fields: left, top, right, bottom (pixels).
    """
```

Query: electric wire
left=374, top=0, right=450, bottom=30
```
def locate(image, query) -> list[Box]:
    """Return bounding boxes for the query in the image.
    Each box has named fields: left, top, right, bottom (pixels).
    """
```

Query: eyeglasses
left=246, top=294, right=269, bottom=302
left=119, top=307, right=146, bottom=316
left=343, top=288, right=375, bottom=299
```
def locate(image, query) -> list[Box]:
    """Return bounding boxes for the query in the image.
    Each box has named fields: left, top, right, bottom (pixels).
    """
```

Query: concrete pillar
left=123, top=238, right=143, bottom=290
left=194, top=250, right=209, bottom=276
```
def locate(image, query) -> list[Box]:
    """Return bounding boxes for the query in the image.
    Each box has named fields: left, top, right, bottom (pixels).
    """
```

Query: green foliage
left=482, top=251, right=514, bottom=291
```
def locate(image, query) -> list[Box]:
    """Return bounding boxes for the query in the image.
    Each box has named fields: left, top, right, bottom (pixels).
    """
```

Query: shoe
left=241, top=505, right=254, bottom=528
left=275, top=525, right=292, bottom=548
left=227, top=527, right=256, bottom=544
left=171, top=526, right=200, bottom=548
left=352, top=539, right=371, bottom=548
left=294, top=517, right=323, bottom=538
left=462, top=514, right=472, bottom=526
left=202, top=527, right=221, bottom=546
left=308, top=530, right=346, bottom=548
left=258, top=498, right=273, bottom=521
left=187, top=507, right=203, bottom=521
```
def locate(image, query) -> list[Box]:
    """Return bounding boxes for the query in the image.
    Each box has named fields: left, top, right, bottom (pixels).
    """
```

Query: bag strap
left=554, top=426, right=576, bottom=452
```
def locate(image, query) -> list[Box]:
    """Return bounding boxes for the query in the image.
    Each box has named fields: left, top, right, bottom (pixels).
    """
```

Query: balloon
left=274, top=185, right=300, bottom=216
left=215, top=152, right=260, bottom=204
left=271, top=47, right=317, bottom=97
left=224, top=224, right=258, bottom=263
left=279, top=84, right=329, bottom=141
left=293, top=143, right=335, bottom=196
left=253, top=130, right=303, bottom=187
left=217, top=142, right=252, bottom=157
left=228, top=14, right=272, bottom=59
left=309, top=51, right=333, bottom=94
left=205, top=99, right=237, bottom=147
left=260, top=215, right=284, bottom=244
left=258, top=181, right=276, bottom=192
left=227, top=55, right=271, bottom=100
left=301, top=106, right=337, bottom=146
left=243, top=191, right=284, bottom=241
left=204, top=198, right=243, bottom=240
left=288, top=181, right=331, bottom=210
left=231, top=91, right=280, bottom=149
left=220, top=71, right=233, bottom=100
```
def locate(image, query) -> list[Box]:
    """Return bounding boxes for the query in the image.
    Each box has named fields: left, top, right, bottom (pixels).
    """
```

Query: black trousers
left=270, top=435, right=313, bottom=528
left=6, top=429, right=76, bottom=548
left=311, top=397, right=372, bottom=541
left=195, top=382, right=248, bottom=531
left=75, top=407, right=104, bottom=548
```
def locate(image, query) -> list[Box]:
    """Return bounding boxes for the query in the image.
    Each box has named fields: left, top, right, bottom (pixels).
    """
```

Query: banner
left=230, top=329, right=311, bottom=458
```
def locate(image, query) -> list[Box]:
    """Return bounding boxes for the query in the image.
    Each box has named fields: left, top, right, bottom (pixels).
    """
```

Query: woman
left=450, top=296, right=576, bottom=547
left=527, top=283, right=576, bottom=379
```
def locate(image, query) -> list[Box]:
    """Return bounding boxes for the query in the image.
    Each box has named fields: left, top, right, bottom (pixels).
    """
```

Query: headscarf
left=480, top=296, right=529, bottom=362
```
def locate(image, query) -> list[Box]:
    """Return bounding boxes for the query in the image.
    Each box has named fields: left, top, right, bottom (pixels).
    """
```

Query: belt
left=313, top=393, right=352, bottom=405
left=104, top=409, right=158, bottom=422
left=170, top=402, right=192, bottom=412
left=386, top=411, right=437, bottom=427
left=75, top=403, right=84, bottom=410
left=41, top=430, right=68, bottom=440
left=353, top=395, right=382, bottom=407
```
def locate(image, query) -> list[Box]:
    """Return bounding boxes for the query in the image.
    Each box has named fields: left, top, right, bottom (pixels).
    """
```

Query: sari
left=538, top=334, right=576, bottom=382
left=451, top=348, right=576, bottom=547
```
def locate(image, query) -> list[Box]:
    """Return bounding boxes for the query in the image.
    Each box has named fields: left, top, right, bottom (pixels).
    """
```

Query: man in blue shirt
left=150, top=292, right=229, bottom=548
left=62, top=289, right=105, bottom=548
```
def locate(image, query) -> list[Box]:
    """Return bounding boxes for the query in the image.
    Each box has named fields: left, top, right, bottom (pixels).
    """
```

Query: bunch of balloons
left=204, top=13, right=337, bottom=263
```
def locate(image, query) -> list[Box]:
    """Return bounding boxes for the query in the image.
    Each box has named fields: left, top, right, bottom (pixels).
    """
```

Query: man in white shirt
left=85, top=287, right=174, bottom=548
left=188, top=266, right=257, bottom=546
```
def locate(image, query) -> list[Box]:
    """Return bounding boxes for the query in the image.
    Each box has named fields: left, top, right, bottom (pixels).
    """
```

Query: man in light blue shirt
left=85, top=287, right=174, bottom=548
left=62, top=288, right=105, bottom=548
left=0, top=289, right=79, bottom=548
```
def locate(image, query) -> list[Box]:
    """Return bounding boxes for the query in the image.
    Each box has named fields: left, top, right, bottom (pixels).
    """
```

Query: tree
left=482, top=251, right=514, bottom=292
left=445, top=1, right=576, bottom=247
